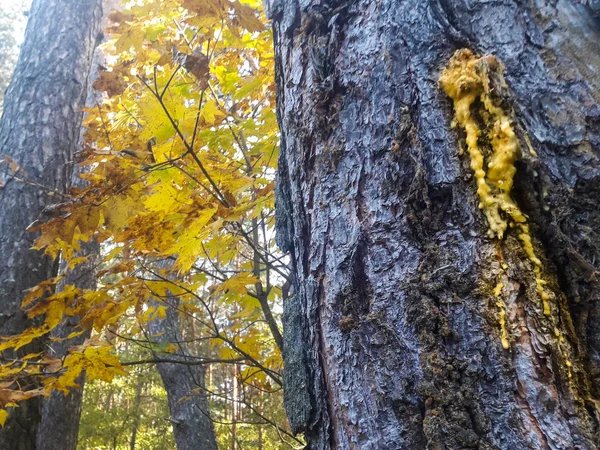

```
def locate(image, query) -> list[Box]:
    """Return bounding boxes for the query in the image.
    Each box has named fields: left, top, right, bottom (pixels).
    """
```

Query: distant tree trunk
left=0, top=0, right=102, bottom=448
left=129, top=374, right=143, bottom=450
left=232, top=362, right=238, bottom=450
left=148, top=290, right=218, bottom=450
left=258, top=423, right=263, bottom=450
left=270, top=0, right=600, bottom=449
left=257, top=390, right=263, bottom=450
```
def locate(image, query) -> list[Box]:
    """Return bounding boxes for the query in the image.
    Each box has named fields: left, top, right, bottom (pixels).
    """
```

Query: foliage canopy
left=0, top=0, right=292, bottom=446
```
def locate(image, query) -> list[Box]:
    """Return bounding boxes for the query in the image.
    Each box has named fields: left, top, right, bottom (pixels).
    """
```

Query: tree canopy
left=0, top=0, right=292, bottom=447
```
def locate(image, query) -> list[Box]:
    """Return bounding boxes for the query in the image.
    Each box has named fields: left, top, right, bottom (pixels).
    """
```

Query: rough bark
left=148, top=291, right=218, bottom=450
left=35, top=242, right=98, bottom=450
left=35, top=1, right=119, bottom=447
left=0, top=0, right=102, bottom=448
left=269, top=0, right=600, bottom=449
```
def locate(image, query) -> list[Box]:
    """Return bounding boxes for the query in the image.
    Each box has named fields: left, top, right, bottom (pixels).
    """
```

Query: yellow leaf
left=113, top=26, right=145, bottom=54
left=66, top=330, right=86, bottom=340
left=170, top=207, right=217, bottom=272
left=150, top=305, right=167, bottom=321
left=219, top=273, right=260, bottom=295
left=231, top=1, right=265, bottom=32
left=137, top=95, right=179, bottom=143
left=103, top=194, right=141, bottom=231
left=183, top=0, right=222, bottom=18
left=103, top=245, right=124, bottom=262
left=200, top=100, right=225, bottom=126
left=92, top=69, right=128, bottom=97
left=67, top=256, right=89, bottom=270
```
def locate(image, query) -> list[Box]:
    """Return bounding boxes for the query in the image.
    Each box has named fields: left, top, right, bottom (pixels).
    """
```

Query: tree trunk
left=232, top=362, right=238, bottom=450
left=269, top=0, right=600, bottom=449
left=147, top=292, right=218, bottom=450
left=35, top=1, right=120, bottom=447
left=35, top=242, right=98, bottom=450
left=129, top=374, right=143, bottom=450
left=0, top=0, right=102, bottom=448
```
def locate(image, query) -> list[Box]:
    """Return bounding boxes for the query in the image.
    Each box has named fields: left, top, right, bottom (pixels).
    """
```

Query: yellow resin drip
left=439, top=49, right=526, bottom=239
left=494, top=280, right=510, bottom=349
left=554, top=327, right=573, bottom=379
left=518, top=225, right=551, bottom=315
left=439, top=49, right=552, bottom=323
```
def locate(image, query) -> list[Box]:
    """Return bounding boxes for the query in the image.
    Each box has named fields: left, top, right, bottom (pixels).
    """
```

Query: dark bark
left=148, top=292, right=218, bottom=450
left=0, top=0, right=102, bottom=448
left=252, top=217, right=285, bottom=353
left=35, top=1, right=119, bottom=446
left=270, top=0, right=600, bottom=448
left=35, top=242, right=98, bottom=450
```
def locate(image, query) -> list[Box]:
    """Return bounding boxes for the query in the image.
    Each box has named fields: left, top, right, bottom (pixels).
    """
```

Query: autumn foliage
left=0, top=0, right=287, bottom=438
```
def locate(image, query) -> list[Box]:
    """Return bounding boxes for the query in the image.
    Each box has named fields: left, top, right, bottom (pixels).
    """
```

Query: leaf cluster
left=0, top=0, right=290, bottom=442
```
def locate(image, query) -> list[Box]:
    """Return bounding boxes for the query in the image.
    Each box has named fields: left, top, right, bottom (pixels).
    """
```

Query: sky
left=0, top=0, right=30, bottom=45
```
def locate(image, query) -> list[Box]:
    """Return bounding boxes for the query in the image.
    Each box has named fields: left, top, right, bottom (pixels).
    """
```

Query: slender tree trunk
left=257, top=389, right=263, bottom=450
left=232, top=362, right=238, bottom=450
left=0, top=0, right=102, bottom=448
left=147, top=289, right=218, bottom=450
left=270, top=0, right=600, bottom=448
left=258, top=423, right=263, bottom=450
left=129, top=374, right=143, bottom=450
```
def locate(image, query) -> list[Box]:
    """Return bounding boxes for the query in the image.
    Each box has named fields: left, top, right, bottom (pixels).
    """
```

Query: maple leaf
left=218, top=273, right=260, bottom=295
left=93, top=69, right=128, bottom=97
left=108, top=11, right=135, bottom=24
left=182, top=0, right=222, bottom=18
left=4, top=0, right=288, bottom=430
left=182, top=48, right=210, bottom=87
left=231, top=1, right=265, bottom=32
left=170, top=206, right=218, bottom=272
